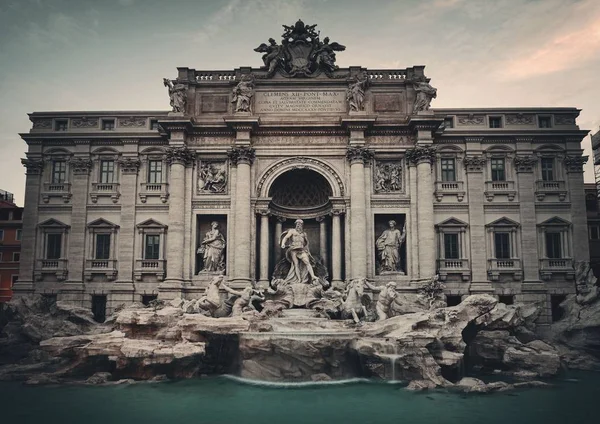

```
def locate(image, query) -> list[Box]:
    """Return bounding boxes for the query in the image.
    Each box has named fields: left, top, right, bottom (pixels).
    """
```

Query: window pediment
left=538, top=216, right=571, bottom=227
left=436, top=217, right=468, bottom=228
left=87, top=218, right=119, bottom=229
left=136, top=219, right=167, bottom=230
left=486, top=217, right=520, bottom=228
left=39, top=218, right=70, bottom=229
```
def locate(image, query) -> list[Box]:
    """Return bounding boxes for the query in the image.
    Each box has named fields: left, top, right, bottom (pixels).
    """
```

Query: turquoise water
left=1, top=373, right=599, bottom=424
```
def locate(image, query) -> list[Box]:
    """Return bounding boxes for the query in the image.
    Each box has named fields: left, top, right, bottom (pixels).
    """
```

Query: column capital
left=118, top=157, right=141, bottom=175
left=463, top=155, right=486, bottom=173
left=316, top=215, right=326, bottom=222
left=21, top=158, right=44, bottom=175
left=71, top=157, right=93, bottom=175
left=276, top=216, right=287, bottom=223
left=228, top=146, right=256, bottom=165
left=346, top=146, right=374, bottom=164
left=165, top=146, right=196, bottom=167
left=405, top=145, right=437, bottom=165
left=258, top=208, right=271, bottom=216
left=564, top=155, right=588, bottom=173
left=514, top=155, right=537, bottom=173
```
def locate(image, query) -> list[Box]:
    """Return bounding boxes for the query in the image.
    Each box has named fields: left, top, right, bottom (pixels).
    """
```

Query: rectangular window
left=144, top=234, right=160, bottom=260
left=12, top=252, right=20, bottom=262
left=101, top=119, right=115, bottom=131
left=150, top=120, right=159, bottom=130
left=494, top=232, right=511, bottom=259
left=538, top=116, right=552, bottom=128
left=443, top=117, right=454, bottom=129
left=11, top=275, right=18, bottom=284
left=54, top=120, right=68, bottom=131
left=443, top=233, right=459, bottom=259
left=545, top=232, right=562, bottom=259
left=440, top=158, right=456, bottom=182
left=52, top=161, right=67, bottom=184
left=147, top=160, right=163, bottom=184
left=100, top=160, right=115, bottom=183
left=489, top=116, right=502, bottom=128
left=590, top=225, right=600, bottom=240
left=16, top=229, right=22, bottom=241
left=490, top=158, right=506, bottom=181
left=541, top=157, right=555, bottom=181
left=0, top=229, right=3, bottom=240
left=46, top=233, right=62, bottom=259
left=95, top=234, right=111, bottom=260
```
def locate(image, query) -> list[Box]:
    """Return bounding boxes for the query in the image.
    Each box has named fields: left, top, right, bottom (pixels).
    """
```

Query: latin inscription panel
left=255, top=91, right=346, bottom=113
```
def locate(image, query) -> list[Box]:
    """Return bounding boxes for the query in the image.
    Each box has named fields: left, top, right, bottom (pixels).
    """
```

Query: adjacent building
left=13, top=21, right=591, bottom=324
left=0, top=190, right=23, bottom=302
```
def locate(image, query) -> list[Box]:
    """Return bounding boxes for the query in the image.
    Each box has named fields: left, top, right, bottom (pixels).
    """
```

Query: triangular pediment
left=136, top=218, right=167, bottom=229
left=38, top=218, right=70, bottom=228
left=486, top=217, right=520, bottom=228
left=87, top=218, right=119, bottom=229
left=436, top=217, right=468, bottom=227
left=539, top=216, right=571, bottom=226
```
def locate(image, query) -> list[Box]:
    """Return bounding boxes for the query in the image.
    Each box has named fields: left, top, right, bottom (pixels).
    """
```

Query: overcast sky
left=1, top=0, right=599, bottom=205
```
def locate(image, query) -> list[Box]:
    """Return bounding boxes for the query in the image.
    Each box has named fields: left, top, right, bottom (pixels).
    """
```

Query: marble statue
left=197, top=275, right=228, bottom=317
left=232, top=75, right=255, bottom=113
left=280, top=219, right=319, bottom=285
left=411, top=76, right=437, bottom=113
left=198, top=162, right=227, bottom=193
left=197, top=222, right=226, bottom=272
left=253, top=19, right=345, bottom=77
left=574, top=261, right=599, bottom=305
left=347, top=72, right=368, bottom=112
left=228, top=286, right=265, bottom=317
left=364, top=281, right=398, bottom=321
left=376, top=220, right=406, bottom=273
left=375, top=162, right=402, bottom=193
left=340, top=279, right=369, bottom=324
left=418, top=275, right=446, bottom=309
left=163, top=78, right=187, bottom=113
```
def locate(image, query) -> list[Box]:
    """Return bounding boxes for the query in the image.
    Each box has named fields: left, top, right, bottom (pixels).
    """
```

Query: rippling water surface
left=1, top=372, right=599, bottom=424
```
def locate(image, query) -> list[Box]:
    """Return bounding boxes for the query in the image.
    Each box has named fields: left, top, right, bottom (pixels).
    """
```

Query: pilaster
left=564, top=154, right=590, bottom=262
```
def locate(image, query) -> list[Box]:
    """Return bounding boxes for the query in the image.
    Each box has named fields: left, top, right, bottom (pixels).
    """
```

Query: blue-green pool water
left=1, top=373, right=599, bottom=424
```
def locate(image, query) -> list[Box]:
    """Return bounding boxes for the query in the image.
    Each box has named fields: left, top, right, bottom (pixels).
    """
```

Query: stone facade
left=14, top=22, right=591, bottom=325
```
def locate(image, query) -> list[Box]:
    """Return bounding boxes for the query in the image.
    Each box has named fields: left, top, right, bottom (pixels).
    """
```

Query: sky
left=1, top=0, right=599, bottom=205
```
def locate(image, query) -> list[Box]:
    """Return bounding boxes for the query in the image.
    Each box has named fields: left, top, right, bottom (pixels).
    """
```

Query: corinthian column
left=228, top=147, right=255, bottom=285
left=346, top=147, right=373, bottom=280
left=406, top=146, right=436, bottom=279
left=163, top=147, right=195, bottom=291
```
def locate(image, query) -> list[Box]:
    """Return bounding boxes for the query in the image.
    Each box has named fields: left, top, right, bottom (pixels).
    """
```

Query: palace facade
left=14, top=22, right=590, bottom=324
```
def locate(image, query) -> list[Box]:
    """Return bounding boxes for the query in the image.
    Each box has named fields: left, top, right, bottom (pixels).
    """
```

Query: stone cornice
left=227, top=146, right=256, bottom=165
left=21, top=158, right=44, bottom=175
left=165, top=146, right=196, bottom=166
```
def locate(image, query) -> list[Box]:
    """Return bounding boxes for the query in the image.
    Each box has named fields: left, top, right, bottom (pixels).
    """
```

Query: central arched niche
left=268, top=169, right=333, bottom=218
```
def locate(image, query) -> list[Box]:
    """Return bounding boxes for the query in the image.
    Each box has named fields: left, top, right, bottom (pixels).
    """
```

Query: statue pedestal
left=279, top=308, right=322, bottom=319
left=380, top=270, right=406, bottom=276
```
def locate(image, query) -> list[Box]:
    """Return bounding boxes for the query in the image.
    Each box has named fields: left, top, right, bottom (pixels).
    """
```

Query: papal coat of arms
left=254, top=19, right=346, bottom=78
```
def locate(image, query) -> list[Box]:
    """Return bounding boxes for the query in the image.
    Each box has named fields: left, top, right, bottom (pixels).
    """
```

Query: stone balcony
left=484, top=181, right=516, bottom=201
left=436, top=258, right=470, bottom=281
left=85, top=259, right=118, bottom=281
left=434, top=181, right=465, bottom=202
left=41, top=182, right=72, bottom=203
left=134, top=259, right=166, bottom=281
left=535, top=180, right=567, bottom=201
left=539, top=258, right=574, bottom=280
left=34, top=258, right=68, bottom=281
left=90, top=183, right=120, bottom=203
left=139, top=182, right=169, bottom=203
left=487, top=258, right=522, bottom=281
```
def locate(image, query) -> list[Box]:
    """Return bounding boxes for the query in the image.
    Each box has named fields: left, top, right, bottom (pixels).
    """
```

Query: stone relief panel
left=71, top=117, right=99, bottom=129
left=373, top=93, right=404, bottom=113
left=374, top=161, right=403, bottom=193
left=457, top=115, right=484, bottom=125
left=506, top=114, right=534, bottom=125
left=197, top=161, right=228, bottom=194
left=199, top=95, right=230, bottom=113
left=32, top=119, right=52, bottom=130
left=118, top=117, right=147, bottom=128
left=555, top=114, right=577, bottom=125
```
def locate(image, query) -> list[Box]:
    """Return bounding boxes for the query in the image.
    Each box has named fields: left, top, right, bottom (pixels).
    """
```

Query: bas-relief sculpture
left=197, top=221, right=226, bottom=273
left=376, top=220, right=406, bottom=274
left=198, top=161, right=227, bottom=194
left=232, top=75, right=255, bottom=113
left=374, top=162, right=402, bottom=193
left=254, top=19, right=345, bottom=77
left=163, top=78, right=187, bottom=113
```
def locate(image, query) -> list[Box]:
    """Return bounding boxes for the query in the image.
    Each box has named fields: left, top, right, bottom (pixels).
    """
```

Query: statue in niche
left=347, top=72, right=369, bottom=112
left=280, top=219, right=319, bottom=285
left=375, top=162, right=402, bottom=193
left=411, top=76, right=437, bottom=113
left=376, top=220, right=406, bottom=273
left=231, top=75, right=255, bottom=113
left=198, top=162, right=227, bottom=193
left=163, top=78, right=187, bottom=113
left=197, top=221, right=226, bottom=273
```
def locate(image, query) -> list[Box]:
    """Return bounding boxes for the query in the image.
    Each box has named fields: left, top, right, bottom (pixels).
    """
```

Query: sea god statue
left=280, top=219, right=318, bottom=284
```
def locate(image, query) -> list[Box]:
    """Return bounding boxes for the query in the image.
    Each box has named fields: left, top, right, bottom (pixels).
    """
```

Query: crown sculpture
left=254, top=19, right=346, bottom=77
